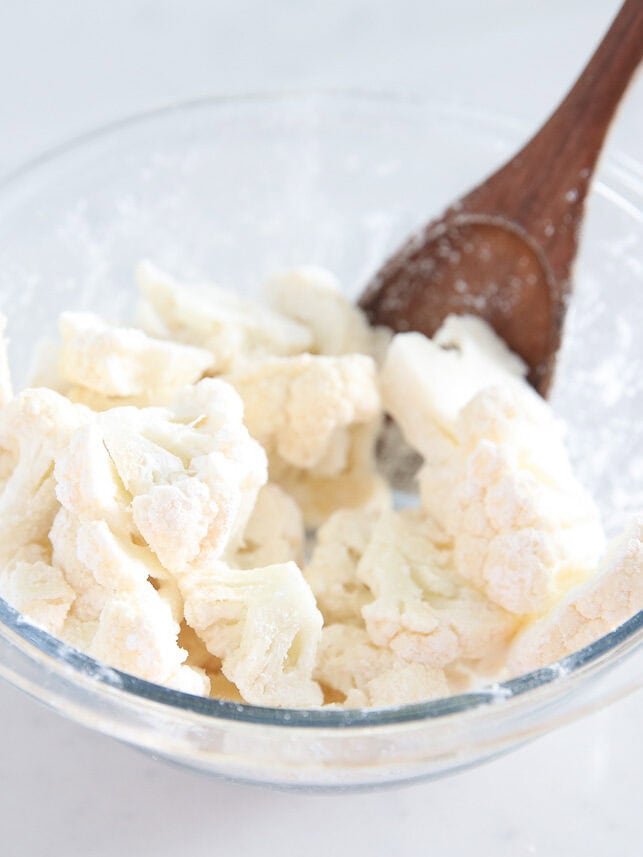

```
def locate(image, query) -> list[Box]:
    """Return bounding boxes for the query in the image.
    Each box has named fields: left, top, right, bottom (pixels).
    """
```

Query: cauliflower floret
left=0, top=388, right=88, bottom=566
left=507, top=515, right=643, bottom=675
left=166, top=664, right=211, bottom=695
left=48, top=496, right=208, bottom=693
left=54, top=421, right=135, bottom=535
left=57, top=311, right=214, bottom=401
left=56, top=379, right=267, bottom=574
left=0, top=315, right=12, bottom=406
left=304, top=506, right=382, bottom=625
left=0, top=543, right=75, bottom=635
left=228, top=353, right=380, bottom=469
left=136, top=261, right=312, bottom=371
left=381, top=316, right=527, bottom=451
left=227, top=352, right=383, bottom=524
left=181, top=561, right=323, bottom=707
left=233, top=483, right=305, bottom=569
left=357, top=509, right=518, bottom=667
left=40, top=378, right=267, bottom=697
left=51, top=507, right=163, bottom=619
left=315, top=624, right=448, bottom=708
left=419, top=388, right=604, bottom=614
left=382, top=319, right=603, bottom=616
left=29, top=342, right=152, bottom=412
left=76, top=518, right=162, bottom=594
left=51, top=424, right=170, bottom=626
left=88, top=582, right=208, bottom=694
left=266, top=266, right=389, bottom=360
left=308, top=503, right=518, bottom=676
left=41, top=492, right=209, bottom=695
left=50, top=510, right=109, bottom=623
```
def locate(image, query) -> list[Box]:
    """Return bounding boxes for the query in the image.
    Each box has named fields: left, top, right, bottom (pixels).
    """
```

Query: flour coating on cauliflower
left=227, top=352, right=385, bottom=524
left=0, top=266, right=638, bottom=711
left=383, top=321, right=604, bottom=615
left=137, top=261, right=312, bottom=370
left=315, top=624, right=449, bottom=707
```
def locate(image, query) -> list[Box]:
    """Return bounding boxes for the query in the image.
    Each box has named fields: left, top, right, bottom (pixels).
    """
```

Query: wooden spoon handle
left=530, top=0, right=643, bottom=184
left=459, top=0, right=643, bottom=280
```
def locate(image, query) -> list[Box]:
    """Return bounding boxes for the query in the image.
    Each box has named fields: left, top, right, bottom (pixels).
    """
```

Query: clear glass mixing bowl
left=0, top=93, right=640, bottom=790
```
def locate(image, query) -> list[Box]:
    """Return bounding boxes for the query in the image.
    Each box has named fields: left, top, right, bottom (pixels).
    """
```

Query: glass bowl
left=0, top=93, right=640, bottom=790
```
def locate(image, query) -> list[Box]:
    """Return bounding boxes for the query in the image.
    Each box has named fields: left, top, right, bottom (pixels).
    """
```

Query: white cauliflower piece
left=233, top=483, right=305, bottom=569
left=29, top=343, right=154, bottom=412
left=181, top=561, right=323, bottom=707
left=0, top=543, right=75, bottom=635
left=88, top=582, right=208, bottom=694
left=49, top=511, right=108, bottom=624
left=51, top=377, right=265, bottom=561
left=137, top=261, right=312, bottom=371
left=507, top=515, right=643, bottom=675
left=75, top=518, right=161, bottom=594
left=43, top=378, right=266, bottom=696
left=51, top=507, right=161, bottom=620
left=58, top=311, right=214, bottom=400
left=51, top=425, right=168, bottom=627
left=382, top=318, right=603, bottom=616
left=0, top=315, right=12, bottom=406
left=304, top=506, right=382, bottom=625
left=49, top=492, right=208, bottom=694
left=0, top=388, right=88, bottom=566
left=419, top=388, right=604, bottom=614
left=228, top=353, right=380, bottom=470
left=315, top=624, right=448, bottom=708
left=166, top=664, right=211, bottom=695
left=381, top=316, right=527, bottom=451
left=357, top=510, right=518, bottom=667
left=54, top=422, right=134, bottom=535
left=266, top=266, right=388, bottom=359
left=59, top=379, right=266, bottom=575
left=227, top=352, right=383, bottom=524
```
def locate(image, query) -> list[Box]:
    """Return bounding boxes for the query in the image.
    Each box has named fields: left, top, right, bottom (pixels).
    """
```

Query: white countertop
left=0, top=1, right=641, bottom=854
left=1, top=679, right=641, bottom=856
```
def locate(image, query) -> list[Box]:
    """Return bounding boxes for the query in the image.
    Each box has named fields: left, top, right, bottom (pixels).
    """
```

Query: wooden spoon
left=360, top=0, right=643, bottom=395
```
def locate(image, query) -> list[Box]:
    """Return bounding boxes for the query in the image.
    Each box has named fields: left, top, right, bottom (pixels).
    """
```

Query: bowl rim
left=0, top=89, right=641, bottom=730
left=0, top=88, right=534, bottom=188
left=1, top=596, right=641, bottom=728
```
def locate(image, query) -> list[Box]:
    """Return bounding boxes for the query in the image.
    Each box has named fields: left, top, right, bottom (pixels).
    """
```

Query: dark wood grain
left=360, top=0, right=643, bottom=394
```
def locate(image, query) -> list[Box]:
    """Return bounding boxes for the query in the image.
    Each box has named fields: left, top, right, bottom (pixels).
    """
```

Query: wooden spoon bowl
left=365, top=215, right=558, bottom=390
left=360, top=0, right=643, bottom=395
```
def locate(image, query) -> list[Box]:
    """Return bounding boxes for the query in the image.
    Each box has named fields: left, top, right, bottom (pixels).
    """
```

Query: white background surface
left=0, top=2, right=641, bottom=855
